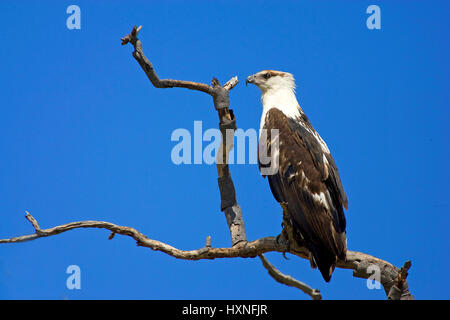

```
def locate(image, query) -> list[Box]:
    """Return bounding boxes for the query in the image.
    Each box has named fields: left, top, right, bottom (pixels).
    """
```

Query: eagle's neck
left=259, top=86, right=331, bottom=154
left=260, top=86, right=302, bottom=130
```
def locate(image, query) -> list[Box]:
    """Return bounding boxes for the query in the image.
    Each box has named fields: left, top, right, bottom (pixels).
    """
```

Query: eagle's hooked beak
left=246, top=74, right=256, bottom=86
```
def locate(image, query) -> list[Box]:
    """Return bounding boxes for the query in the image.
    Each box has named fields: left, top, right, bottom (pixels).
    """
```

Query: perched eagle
left=246, top=70, right=348, bottom=282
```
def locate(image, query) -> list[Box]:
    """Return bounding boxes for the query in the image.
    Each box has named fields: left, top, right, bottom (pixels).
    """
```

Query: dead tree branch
left=259, top=254, right=322, bottom=300
left=0, top=212, right=413, bottom=300
left=121, top=25, right=213, bottom=94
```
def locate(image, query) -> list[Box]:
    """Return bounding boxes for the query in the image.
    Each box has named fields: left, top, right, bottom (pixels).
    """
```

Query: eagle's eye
left=263, top=73, right=271, bottom=79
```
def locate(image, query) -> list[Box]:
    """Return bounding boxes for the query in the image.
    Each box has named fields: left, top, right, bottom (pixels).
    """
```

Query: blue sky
left=0, top=0, right=448, bottom=300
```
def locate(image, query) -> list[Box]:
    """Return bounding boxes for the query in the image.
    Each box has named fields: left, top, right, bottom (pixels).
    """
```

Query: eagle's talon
left=276, top=232, right=289, bottom=245
left=276, top=233, right=283, bottom=244
left=276, top=233, right=290, bottom=260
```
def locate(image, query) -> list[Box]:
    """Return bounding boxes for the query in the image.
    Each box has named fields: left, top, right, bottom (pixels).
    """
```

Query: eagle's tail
left=309, top=234, right=347, bottom=282
left=309, top=245, right=337, bottom=282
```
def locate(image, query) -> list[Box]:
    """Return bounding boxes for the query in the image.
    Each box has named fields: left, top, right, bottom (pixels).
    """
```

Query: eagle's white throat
left=259, top=74, right=302, bottom=131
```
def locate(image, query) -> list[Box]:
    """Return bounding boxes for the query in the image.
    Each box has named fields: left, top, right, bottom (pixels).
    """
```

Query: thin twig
left=259, top=254, right=322, bottom=300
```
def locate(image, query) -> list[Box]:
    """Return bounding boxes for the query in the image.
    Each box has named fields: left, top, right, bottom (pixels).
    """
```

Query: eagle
left=246, top=70, right=348, bottom=282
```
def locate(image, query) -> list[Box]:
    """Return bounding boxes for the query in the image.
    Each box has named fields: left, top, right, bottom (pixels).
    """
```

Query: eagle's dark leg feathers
left=279, top=202, right=318, bottom=267
left=277, top=202, right=293, bottom=260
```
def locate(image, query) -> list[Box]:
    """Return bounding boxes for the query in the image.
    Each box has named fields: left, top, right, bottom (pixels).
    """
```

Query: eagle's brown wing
left=259, top=108, right=347, bottom=282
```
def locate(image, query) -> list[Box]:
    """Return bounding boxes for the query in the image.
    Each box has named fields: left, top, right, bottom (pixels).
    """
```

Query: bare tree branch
left=0, top=212, right=413, bottom=299
left=0, top=213, right=278, bottom=259
left=121, top=25, right=214, bottom=94
left=259, top=254, right=322, bottom=300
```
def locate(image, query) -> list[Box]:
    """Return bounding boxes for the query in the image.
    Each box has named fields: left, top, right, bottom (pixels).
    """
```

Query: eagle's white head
left=247, top=70, right=302, bottom=124
left=246, top=70, right=295, bottom=93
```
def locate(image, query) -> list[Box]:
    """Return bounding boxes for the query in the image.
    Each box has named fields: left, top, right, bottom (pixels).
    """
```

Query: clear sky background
left=0, top=0, right=448, bottom=300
